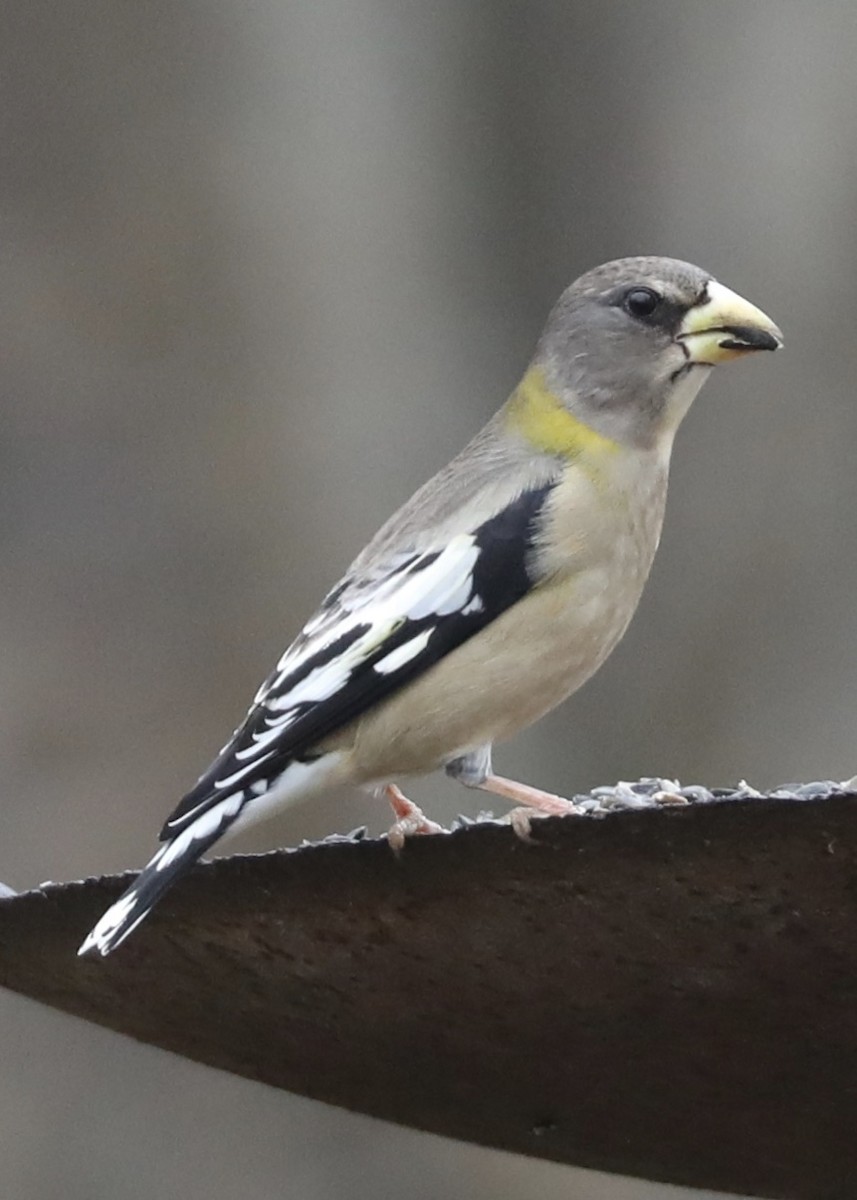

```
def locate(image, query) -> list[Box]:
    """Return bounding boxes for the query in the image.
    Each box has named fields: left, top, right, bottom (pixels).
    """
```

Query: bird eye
left=623, top=287, right=661, bottom=319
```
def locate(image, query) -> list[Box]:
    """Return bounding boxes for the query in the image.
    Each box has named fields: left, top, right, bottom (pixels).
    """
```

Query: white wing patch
left=373, top=628, right=433, bottom=675
left=248, top=535, right=481, bottom=744
left=403, top=542, right=480, bottom=619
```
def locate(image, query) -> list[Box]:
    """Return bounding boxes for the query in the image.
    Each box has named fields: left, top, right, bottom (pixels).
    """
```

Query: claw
left=506, top=803, right=582, bottom=844
left=384, top=784, right=444, bottom=854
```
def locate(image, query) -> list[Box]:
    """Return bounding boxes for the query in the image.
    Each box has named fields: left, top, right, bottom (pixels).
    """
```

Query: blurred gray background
left=0, top=2, right=852, bottom=1197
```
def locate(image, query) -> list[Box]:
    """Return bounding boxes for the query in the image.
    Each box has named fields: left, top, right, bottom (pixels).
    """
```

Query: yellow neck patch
left=505, top=366, right=620, bottom=461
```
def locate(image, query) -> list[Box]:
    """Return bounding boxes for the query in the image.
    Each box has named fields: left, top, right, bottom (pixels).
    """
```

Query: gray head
left=535, top=256, right=782, bottom=448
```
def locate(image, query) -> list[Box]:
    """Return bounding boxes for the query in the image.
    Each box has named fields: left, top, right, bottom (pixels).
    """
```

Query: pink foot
left=384, top=784, right=444, bottom=854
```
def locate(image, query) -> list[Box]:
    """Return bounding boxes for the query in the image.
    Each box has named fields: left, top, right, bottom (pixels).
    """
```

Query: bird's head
left=532, top=256, right=783, bottom=451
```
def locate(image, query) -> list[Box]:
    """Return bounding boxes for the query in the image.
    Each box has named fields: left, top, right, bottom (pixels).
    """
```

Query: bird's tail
left=77, top=808, right=231, bottom=957
left=79, top=753, right=345, bottom=957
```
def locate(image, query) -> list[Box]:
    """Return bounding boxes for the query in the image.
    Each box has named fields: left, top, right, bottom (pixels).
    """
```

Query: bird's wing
left=162, top=480, right=556, bottom=836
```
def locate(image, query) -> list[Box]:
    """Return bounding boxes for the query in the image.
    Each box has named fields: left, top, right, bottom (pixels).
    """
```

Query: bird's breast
left=537, top=446, right=670, bottom=594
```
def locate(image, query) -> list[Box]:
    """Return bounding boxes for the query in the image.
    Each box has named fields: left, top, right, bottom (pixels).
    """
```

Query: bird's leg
left=384, top=783, right=444, bottom=854
left=476, top=774, right=583, bottom=841
left=476, top=773, right=577, bottom=813
left=446, top=750, right=581, bottom=842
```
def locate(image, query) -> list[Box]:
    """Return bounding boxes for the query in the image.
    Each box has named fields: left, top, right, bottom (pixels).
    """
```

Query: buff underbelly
left=327, top=568, right=645, bottom=783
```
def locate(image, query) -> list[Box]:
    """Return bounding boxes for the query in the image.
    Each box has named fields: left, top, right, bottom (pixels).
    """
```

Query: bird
left=79, top=256, right=782, bottom=956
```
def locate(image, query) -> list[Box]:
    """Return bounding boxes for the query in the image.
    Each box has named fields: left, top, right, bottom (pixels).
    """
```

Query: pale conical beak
left=677, top=279, right=783, bottom=365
